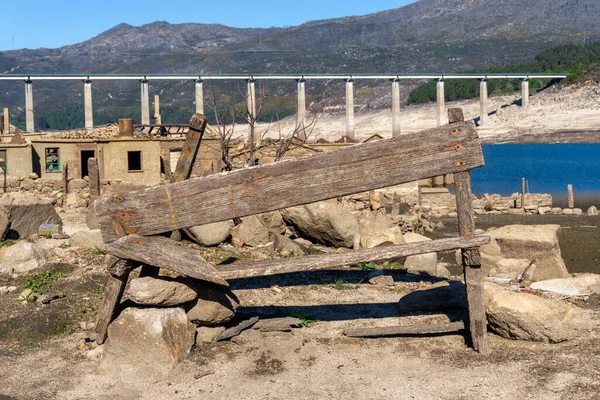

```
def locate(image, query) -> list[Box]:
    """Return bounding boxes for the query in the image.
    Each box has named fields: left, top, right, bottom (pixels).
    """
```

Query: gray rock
left=129, top=277, right=198, bottom=307
left=484, top=283, right=595, bottom=343
left=68, top=229, right=106, bottom=250
left=587, top=206, right=598, bottom=216
left=69, top=179, right=88, bottom=190
left=490, top=258, right=533, bottom=280
left=272, top=233, right=306, bottom=256
left=105, top=307, right=196, bottom=370
left=282, top=200, right=359, bottom=248
left=195, top=326, right=226, bottom=346
left=185, top=220, right=234, bottom=247
left=398, top=281, right=466, bottom=313
left=7, top=286, right=17, bottom=292
left=253, top=317, right=303, bottom=332
left=403, top=232, right=437, bottom=275
left=0, top=195, right=62, bottom=239
left=85, top=205, right=100, bottom=230
left=0, top=205, right=9, bottom=241
left=530, top=274, right=600, bottom=297
left=0, top=286, right=7, bottom=295
left=259, top=211, right=286, bottom=234
left=0, top=241, right=51, bottom=275
left=368, top=273, right=395, bottom=286
left=231, top=215, right=270, bottom=247
left=480, top=225, right=570, bottom=281
left=186, top=283, right=239, bottom=326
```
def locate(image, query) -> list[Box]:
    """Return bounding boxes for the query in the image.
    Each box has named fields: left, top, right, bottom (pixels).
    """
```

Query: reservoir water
left=470, top=144, right=600, bottom=208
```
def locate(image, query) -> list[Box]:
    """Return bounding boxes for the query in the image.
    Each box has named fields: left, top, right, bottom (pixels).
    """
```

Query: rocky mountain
left=1, top=0, right=599, bottom=127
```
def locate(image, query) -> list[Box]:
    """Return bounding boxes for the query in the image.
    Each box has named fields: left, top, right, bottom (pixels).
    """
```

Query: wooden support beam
left=108, top=234, right=228, bottom=286
left=344, top=321, right=465, bottom=338
left=171, top=113, right=207, bottom=183
left=451, top=108, right=489, bottom=355
left=95, top=272, right=128, bottom=345
left=218, top=235, right=490, bottom=280
left=96, top=120, right=484, bottom=243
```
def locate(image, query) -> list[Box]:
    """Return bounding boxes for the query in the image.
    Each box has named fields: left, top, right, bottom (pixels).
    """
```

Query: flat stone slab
left=530, top=274, right=600, bottom=297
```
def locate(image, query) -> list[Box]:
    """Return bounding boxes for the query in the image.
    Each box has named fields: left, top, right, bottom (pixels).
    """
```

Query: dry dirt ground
left=1, top=215, right=600, bottom=399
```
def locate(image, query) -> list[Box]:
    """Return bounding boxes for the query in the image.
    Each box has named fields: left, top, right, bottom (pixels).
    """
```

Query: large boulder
left=0, top=195, right=61, bottom=239
left=105, top=307, right=196, bottom=370
left=480, top=225, right=570, bottom=281
left=530, top=274, right=600, bottom=297
left=484, top=283, right=595, bottom=343
left=282, top=200, right=359, bottom=248
left=185, top=220, right=234, bottom=247
left=403, top=232, right=437, bottom=275
left=231, top=215, right=270, bottom=247
left=0, top=205, right=9, bottom=240
left=272, top=233, right=306, bottom=256
left=185, top=282, right=239, bottom=326
left=398, top=281, right=466, bottom=313
left=68, top=229, right=106, bottom=250
left=0, top=241, right=51, bottom=275
left=128, top=277, right=198, bottom=307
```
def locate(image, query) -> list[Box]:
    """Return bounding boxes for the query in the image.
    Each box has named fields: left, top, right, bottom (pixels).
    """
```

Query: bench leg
left=462, top=249, right=489, bottom=354
left=454, top=171, right=489, bottom=355
left=95, top=273, right=129, bottom=345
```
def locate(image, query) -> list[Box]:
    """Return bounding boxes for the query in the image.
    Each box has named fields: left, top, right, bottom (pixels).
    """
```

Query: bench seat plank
left=96, top=121, right=484, bottom=243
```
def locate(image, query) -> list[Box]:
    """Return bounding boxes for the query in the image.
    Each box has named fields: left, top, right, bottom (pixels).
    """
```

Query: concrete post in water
left=140, top=78, right=150, bottom=125
left=3, top=108, right=9, bottom=134
left=568, top=184, right=574, bottom=209
left=521, top=178, right=526, bottom=209
left=521, top=79, right=530, bottom=109
left=195, top=79, right=204, bottom=115
left=345, top=78, right=355, bottom=140
left=391, top=78, right=401, bottom=137
left=25, top=79, right=34, bottom=132
left=246, top=79, right=256, bottom=141
left=154, top=95, right=161, bottom=125
left=84, top=79, right=93, bottom=129
left=296, top=78, right=307, bottom=140
left=436, top=79, right=446, bottom=126
left=479, top=79, right=488, bottom=126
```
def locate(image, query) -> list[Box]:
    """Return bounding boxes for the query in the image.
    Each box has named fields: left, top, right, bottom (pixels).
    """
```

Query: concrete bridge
left=0, top=73, right=568, bottom=136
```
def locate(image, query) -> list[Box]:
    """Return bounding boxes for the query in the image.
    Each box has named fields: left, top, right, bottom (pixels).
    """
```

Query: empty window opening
left=45, top=148, right=60, bottom=172
left=128, top=151, right=142, bottom=172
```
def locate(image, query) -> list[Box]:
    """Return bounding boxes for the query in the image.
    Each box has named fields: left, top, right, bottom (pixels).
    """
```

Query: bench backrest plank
left=96, top=120, right=483, bottom=243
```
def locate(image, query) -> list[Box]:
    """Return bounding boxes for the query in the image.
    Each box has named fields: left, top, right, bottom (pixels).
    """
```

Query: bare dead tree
left=235, top=80, right=269, bottom=167
left=273, top=112, right=319, bottom=161
left=205, top=80, right=237, bottom=171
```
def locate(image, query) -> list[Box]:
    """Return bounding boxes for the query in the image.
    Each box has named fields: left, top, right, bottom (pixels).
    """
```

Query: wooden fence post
left=449, top=107, right=489, bottom=355
left=62, top=162, right=69, bottom=197
left=88, top=158, right=100, bottom=198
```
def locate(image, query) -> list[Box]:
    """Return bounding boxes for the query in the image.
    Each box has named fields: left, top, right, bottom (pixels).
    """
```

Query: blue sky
left=2, top=0, right=416, bottom=51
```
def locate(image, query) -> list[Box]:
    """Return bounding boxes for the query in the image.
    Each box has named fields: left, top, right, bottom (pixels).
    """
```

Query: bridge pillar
left=345, top=79, right=355, bottom=140
left=154, top=95, right=161, bottom=125
left=479, top=79, right=488, bottom=126
left=521, top=79, right=529, bottom=109
left=247, top=79, right=256, bottom=141
left=84, top=79, right=93, bottom=129
left=391, top=78, right=401, bottom=137
left=140, top=79, right=150, bottom=125
left=296, top=79, right=307, bottom=140
left=436, top=79, right=446, bottom=126
left=195, top=79, right=204, bottom=115
left=25, top=79, right=34, bottom=132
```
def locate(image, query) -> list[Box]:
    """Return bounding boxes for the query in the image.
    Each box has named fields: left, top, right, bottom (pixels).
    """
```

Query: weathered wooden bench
left=94, top=108, right=491, bottom=354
